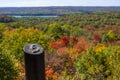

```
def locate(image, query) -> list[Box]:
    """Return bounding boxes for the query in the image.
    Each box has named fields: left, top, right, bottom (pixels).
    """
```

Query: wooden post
left=23, top=44, right=45, bottom=80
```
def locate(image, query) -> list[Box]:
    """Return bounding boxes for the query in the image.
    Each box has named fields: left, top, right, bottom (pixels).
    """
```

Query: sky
left=0, top=0, right=120, bottom=7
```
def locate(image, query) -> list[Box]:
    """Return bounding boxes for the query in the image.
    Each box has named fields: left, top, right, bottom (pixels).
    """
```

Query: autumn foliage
left=0, top=12, right=120, bottom=80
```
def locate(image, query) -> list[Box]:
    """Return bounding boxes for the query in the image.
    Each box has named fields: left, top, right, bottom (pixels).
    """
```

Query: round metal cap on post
left=23, top=44, right=45, bottom=80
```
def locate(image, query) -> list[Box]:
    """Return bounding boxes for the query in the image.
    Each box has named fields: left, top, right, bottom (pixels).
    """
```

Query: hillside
left=0, top=6, right=120, bottom=15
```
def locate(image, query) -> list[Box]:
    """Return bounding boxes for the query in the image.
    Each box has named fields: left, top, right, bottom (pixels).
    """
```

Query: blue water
left=12, top=15, right=58, bottom=18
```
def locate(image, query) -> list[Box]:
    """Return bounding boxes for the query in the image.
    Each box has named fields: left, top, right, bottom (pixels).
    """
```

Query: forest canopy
left=0, top=12, right=120, bottom=80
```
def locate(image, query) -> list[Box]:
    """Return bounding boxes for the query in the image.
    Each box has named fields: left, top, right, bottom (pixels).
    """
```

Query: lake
left=11, top=15, right=58, bottom=18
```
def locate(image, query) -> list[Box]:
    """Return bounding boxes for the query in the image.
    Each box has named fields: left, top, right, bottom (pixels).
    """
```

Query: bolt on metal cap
left=23, top=44, right=44, bottom=55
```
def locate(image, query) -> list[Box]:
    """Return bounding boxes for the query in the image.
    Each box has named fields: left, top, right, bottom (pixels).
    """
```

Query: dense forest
left=0, top=12, right=120, bottom=80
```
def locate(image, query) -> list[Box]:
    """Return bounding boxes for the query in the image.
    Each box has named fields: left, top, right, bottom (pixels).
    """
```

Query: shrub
left=0, top=52, right=20, bottom=80
left=74, top=45, right=120, bottom=80
left=45, top=66, right=60, bottom=80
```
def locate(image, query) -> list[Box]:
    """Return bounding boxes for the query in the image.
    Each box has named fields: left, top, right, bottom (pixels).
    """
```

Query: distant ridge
left=0, top=6, right=120, bottom=15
